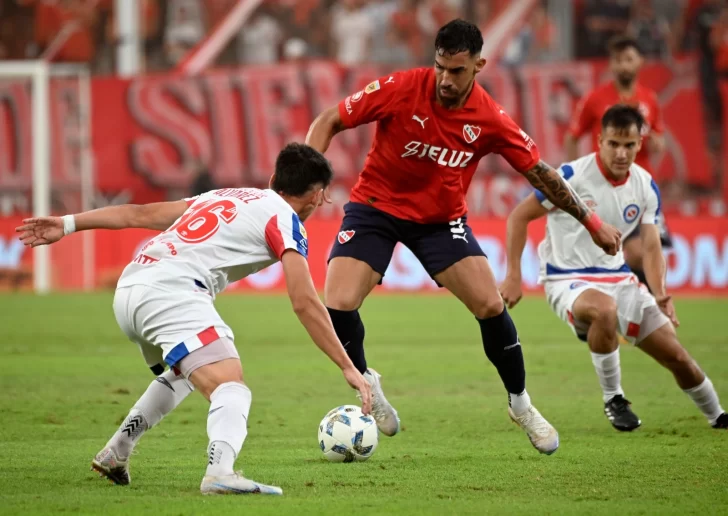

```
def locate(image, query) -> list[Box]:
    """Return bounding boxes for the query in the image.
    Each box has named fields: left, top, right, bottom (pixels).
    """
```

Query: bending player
left=501, top=105, right=727, bottom=431
left=306, top=19, right=622, bottom=454
left=16, top=143, right=373, bottom=494
left=564, top=35, right=672, bottom=291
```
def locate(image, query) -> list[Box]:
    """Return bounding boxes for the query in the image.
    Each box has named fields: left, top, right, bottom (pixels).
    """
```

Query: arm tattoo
left=522, top=160, right=589, bottom=221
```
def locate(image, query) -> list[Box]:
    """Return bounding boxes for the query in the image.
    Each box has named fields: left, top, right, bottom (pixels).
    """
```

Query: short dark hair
left=601, top=104, right=645, bottom=133
left=435, top=19, right=483, bottom=57
left=607, top=34, right=641, bottom=56
left=271, top=143, right=333, bottom=197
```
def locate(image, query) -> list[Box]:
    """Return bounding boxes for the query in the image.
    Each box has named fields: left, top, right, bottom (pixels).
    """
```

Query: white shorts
left=544, top=276, right=670, bottom=345
left=113, top=285, right=236, bottom=372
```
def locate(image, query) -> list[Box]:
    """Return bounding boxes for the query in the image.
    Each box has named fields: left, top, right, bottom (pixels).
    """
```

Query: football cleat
left=91, top=447, right=130, bottom=485
left=604, top=395, right=641, bottom=432
left=359, top=368, right=400, bottom=437
left=712, top=413, right=728, bottom=429
left=508, top=405, right=559, bottom=455
left=200, top=472, right=283, bottom=495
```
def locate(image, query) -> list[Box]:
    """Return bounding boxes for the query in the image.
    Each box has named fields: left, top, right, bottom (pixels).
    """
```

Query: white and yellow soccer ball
left=317, top=405, right=378, bottom=462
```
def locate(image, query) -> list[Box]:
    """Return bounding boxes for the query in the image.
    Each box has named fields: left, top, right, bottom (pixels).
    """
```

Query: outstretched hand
left=656, top=295, right=680, bottom=328
left=16, top=217, right=65, bottom=247
left=499, top=275, right=524, bottom=309
left=342, top=367, right=372, bottom=415
left=590, top=222, right=622, bottom=256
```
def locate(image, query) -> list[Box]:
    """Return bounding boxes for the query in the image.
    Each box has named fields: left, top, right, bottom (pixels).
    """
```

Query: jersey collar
left=596, top=153, right=630, bottom=186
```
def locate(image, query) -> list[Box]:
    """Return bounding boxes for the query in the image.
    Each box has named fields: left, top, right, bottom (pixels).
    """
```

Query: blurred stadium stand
left=0, top=0, right=727, bottom=294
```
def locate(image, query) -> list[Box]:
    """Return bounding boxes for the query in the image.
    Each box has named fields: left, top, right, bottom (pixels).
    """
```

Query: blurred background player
left=564, top=34, right=672, bottom=291
left=16, top=143, right=373, bottom=495
left=306, top=19, right=623, bottom=455
left=502, top=105, right=728, bottom=432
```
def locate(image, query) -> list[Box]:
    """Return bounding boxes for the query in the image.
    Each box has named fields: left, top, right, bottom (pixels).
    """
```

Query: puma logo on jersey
left=412, top=115, right=428, bottom=128
left=338, top=230, right=355, bottom=244
left=385, top=76, right=395, bottom=84
left=401, top=141, right=474, bottom=168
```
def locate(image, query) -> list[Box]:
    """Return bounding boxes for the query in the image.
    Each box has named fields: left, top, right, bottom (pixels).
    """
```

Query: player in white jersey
left=500, top=105, right=727, bottom=431
left=16, top=143, right=373, bottom=495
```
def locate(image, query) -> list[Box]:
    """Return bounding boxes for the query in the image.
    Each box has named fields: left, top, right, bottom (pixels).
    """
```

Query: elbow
left=291, top=293, right=318, bottom=318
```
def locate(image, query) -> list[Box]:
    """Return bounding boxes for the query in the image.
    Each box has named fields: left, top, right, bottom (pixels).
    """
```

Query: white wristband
left=62, top=215, right=76, bottom=236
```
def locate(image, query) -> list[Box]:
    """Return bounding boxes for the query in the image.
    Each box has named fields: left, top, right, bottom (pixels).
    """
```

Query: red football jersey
left=337, top=67, right=540, bottom=223
left=568, top=82, right=663, bottom=172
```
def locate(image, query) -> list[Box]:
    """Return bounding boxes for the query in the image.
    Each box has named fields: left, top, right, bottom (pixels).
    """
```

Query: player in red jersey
left=565, top=35, right=672, bottom=290
left=306, top=19, right=621, bottom=455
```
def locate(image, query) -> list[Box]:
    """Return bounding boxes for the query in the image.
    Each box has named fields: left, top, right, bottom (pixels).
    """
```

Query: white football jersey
left=537, top=153, right=661, bottom=283
left=116, top=188, right=308, bottom=298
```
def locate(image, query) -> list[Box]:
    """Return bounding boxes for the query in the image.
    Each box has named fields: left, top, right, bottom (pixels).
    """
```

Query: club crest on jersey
left=463, top=125, right=481, bottom=144
left=351, top=90, right=364, bottom=102
left=338, top=230, right=355, bottom=244
left=623, top=204, right=641, bottom=223
left=364, top=80, right=381, bottom=94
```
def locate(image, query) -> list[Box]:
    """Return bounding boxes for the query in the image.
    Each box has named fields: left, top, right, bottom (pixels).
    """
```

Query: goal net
left=0, top=61, right=94, bottom=293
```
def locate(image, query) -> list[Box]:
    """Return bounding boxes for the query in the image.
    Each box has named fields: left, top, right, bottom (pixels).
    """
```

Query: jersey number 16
left=167, top=199, right=238, bottom=243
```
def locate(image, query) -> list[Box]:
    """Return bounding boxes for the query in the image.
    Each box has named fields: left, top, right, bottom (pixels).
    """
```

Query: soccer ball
left=317, top=405, right=378, bottom=462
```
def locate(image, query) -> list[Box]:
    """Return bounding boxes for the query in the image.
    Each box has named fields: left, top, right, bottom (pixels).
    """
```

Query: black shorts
left=328, top=202, right=486, bottom=284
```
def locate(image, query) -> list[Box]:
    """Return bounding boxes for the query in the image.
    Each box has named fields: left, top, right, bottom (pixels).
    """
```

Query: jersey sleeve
left=337, top=71, right=408, bottom=128
left=641, top=178, right=662, bottom=225
left=183, top=196, right=199, bottom=207
left=534, top=162, right=578, bottom=210
left=568, top=92, right=596, bottom=139
left=491, top=110, right=541, bottom=173
left=264, top=212, right=309, bottom=260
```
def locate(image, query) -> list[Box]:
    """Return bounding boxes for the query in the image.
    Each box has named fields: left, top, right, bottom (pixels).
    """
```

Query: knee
left=473, top=296, right=505, bottom=320
left=189, top=358, right=244, bottom=401
left=664, top=346, right=697, bottom=373
left=586, top=299, right=618, bottom=329
left=325, top=284, right=364, bottom=311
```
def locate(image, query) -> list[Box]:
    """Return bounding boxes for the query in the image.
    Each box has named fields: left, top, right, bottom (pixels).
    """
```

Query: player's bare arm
left=522, top=160, right=622, bottom=255
left=16, top=200, right=188, bottom=247
left=640, top=223, right=679, bottom=327
left=281, top=249, right=372, bottom=413
left=500, top=193, right=549, bottom=309
left=305, top=106, right=346, bottom=154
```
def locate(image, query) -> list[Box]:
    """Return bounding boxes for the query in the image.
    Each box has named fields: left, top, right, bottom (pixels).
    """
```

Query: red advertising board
left=2, top=217, right=726, bottom=294
left=0, top=57, right=724, bottom=217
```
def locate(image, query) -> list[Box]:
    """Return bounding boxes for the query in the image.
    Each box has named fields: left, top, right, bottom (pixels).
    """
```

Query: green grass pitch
left=1, top=293, right=727, bottom=515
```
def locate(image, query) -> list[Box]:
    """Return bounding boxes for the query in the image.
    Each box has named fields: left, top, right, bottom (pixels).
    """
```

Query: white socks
left=683, top=377, right=724, bottom=425
left=591, top=350, right=625, bottom=403
left=108, top=370, right=194, bottom=458
left=205, top=382, right=252, bottom=477
left=509, top=390, right=531, bottom=416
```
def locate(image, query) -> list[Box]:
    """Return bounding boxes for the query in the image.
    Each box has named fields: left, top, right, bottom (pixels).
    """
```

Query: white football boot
left=200, top=472, right=283, bottom=495
left=91, top=446, right=130, bottom=485
left=508, top=405, right=559, bottom=455
left=360, top=368, right=400, bottom=436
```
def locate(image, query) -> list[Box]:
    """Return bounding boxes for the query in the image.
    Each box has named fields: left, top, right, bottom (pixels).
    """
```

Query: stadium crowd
left=0, top=0, right=717, bottom=72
